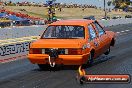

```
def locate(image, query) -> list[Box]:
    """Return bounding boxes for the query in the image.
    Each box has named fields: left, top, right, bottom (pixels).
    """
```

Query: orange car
left=28, top=19, right=116, bottom=69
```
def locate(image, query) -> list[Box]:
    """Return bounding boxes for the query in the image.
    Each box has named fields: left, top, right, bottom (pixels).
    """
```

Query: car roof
left=49, top=19, right=94, bottom=26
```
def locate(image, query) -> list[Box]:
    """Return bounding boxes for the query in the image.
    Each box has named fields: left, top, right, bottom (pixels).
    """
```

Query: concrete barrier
left=99, top=18, right=132, bottom=27
left=0, top=25, right=46, bottom=40
left=0, top=36, right=39, bottom=63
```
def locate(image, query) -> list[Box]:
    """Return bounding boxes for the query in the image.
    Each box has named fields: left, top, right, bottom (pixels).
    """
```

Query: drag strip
left=0, top=24, right=132, bottom=88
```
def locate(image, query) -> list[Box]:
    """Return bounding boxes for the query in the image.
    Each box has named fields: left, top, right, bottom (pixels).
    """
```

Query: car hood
left=30, top=39, right=85, bottom=48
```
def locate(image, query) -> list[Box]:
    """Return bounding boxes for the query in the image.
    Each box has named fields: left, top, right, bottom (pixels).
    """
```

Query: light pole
left=47, top=0, right=56, bottom=22
left=104, top=0, right=107, bottom=18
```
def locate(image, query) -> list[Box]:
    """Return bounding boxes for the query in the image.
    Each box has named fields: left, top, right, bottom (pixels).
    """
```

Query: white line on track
left=121, top=31, right=125, bottom=33
left=125, top=30, right=130, bottom=32
left=116, top=30, right=131, bottom=36
left=116, top=32, right=120, bottom=34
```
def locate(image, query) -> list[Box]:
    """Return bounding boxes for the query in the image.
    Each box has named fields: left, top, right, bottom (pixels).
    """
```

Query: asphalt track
left=0, top=23, right=132, bottom=88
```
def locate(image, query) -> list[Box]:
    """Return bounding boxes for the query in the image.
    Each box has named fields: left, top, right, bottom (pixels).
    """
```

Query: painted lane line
left=125, top=30, right=130, bottom=32
left=121, top=31, right=125, bottom=33
left=116, top=32, right=120, bottom=34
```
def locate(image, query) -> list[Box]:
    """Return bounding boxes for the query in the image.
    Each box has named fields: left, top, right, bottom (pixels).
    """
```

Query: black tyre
left=83, top=52, right=94, bottom=68
left=38, top=64, right=49, bottom=70
left=104, top=47, right=110, bottom=55
left=82, top=53, right=94, bottom=69
left=88, top=52, right=94, bottom=65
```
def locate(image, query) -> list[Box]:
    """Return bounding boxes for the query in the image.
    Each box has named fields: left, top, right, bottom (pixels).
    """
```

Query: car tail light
left=68, top=48, right=82, bottom=55
left=29, top=48, right=33, bottom=54
left=29, top=48, right=42, bottom=54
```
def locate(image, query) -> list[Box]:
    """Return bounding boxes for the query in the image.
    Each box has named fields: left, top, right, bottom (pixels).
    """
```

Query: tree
left=107, top=1, right=112, bottom=6
left=112, top=0, right=130, bottom=8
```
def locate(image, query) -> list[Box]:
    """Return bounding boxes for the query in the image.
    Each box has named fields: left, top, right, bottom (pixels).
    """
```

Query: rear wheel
left=83, top=52, right=94, bottom=68
left=38, top=64, right=49, bottom=70
left=88, top=52, right=94, bottom=66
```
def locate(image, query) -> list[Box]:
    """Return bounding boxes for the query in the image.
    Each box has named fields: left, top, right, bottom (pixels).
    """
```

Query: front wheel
left=104, top=47, right=111, bottom=55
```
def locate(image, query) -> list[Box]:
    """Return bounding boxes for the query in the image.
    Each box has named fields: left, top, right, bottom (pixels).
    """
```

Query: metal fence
left=99, top=18, right=132, bottom=27
left=0, top=25, right=46, bottom=40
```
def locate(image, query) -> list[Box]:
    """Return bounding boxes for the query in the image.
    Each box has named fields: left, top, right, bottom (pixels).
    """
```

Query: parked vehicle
left=83, top=16, right=95, bottom=20
left=125, top=15, right=132, bottom=18
left=101, top=16, right=110, bottom=20
left=28, top=19, right=116, bottom=69
left=112, top=16, right=121, bottom=19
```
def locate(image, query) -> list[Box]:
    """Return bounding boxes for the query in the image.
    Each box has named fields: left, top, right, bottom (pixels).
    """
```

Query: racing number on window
left=94, top=23, right=105, bottom=36
left=88, top=24, right=96, bottom=41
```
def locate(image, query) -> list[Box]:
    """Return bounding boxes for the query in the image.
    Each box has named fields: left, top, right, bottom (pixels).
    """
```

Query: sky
left=7, top=0, right=114, bottom=8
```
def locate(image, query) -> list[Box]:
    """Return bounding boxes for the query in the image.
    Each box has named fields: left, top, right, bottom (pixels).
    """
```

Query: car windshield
left=41, top=25, right=85, bottom=39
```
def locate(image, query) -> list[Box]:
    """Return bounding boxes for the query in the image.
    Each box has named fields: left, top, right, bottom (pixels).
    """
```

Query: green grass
left=4, top=6, right=132, bottom=20
left=25, top=11, right=48, bottom=18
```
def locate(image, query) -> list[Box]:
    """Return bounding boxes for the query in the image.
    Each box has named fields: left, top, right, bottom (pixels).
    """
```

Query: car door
left=93, top=21, right=110, bottom=54
left=87, top=24, right=101, bottom=58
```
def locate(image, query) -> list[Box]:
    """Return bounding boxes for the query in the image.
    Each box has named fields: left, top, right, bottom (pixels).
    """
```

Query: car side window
left=94, top=22, right=105, bottom=36
left=88, top=24, right=96, bottom=41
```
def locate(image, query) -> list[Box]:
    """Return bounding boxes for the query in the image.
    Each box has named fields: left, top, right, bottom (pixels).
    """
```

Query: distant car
left=101, top=16, right=110, bottom=20
left=112, top=17, right=117, bottom=19
left=28, top=19, right=116, bottom=69
left=83, top=16, right=96, bottom=20
left=112, top=16, right=121, bottom=19
left=125, top=15, right=132, bottom=18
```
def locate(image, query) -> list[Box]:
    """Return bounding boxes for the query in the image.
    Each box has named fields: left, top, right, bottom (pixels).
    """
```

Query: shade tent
left=7, top=15, right=22, bottom=21
left=7, top=15, right=30, bottom=26
left=6, top=11, right=15, bottom=15
left=0, top=13, right=8, bottom=18
left=15, top=13, right=29, bottom=18
left=0, top=9, right=6, bottom=13
left=7, top=15, right=30, bottom=21
left=0, top=10, right=42, bottom=26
